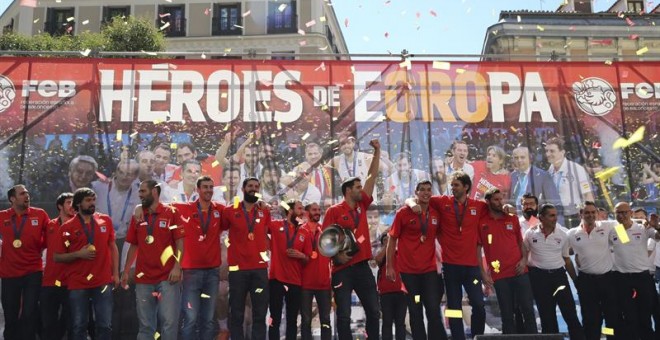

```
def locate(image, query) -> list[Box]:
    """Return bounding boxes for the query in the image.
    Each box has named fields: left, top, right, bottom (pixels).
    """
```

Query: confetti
left=344, top=18, right=349, bottom=27
left=613, top=126, right=645, bottom=149
left=280, top=201, right=291, bottom=210
left=160, top=245, right=174, bottom=266
left=212, top=160, right=220, bottom=168
left=170, top=143, right=178, bottom=149
left=260, top=251, right=270, bottom=262
left=66, top=16, right=75, bottom=22
left=602, top=327, right=614, bottom=336
left=305, top=20, right=316, bottom=27
left=82, top=19, right=89, bottom=25
left=301, top=132, right=310, bottom=140
left=456, top=68, right=466, bottom=74
left=333, top=282, right=343, bottom=288
left=154, top=332, right=160, bottom=339
left=33, top=18, right=40, bottom=23
left=445, top=309, right=463, bottom=318
left=255, top=288, right=263, bottom=293
left=595, top=167, right=620, bottom=180
left=233, top=196, right=240, bottom=209
left=357, top=235, right=366, bottom=243
left=319, top=16, right=326, bottom=22
left=633, top=289, right=637, bottom=298
left=221, top=92, right=227, bottom=98
left=488, top=234, right=492, bottom=244
left=80, top=49, right=91, bottom=57
left=137, top=272, right=144, bottom=278
left=159, top=22, right=171, bottom=31
left=473, top=279, right=479, bottom=285
left=552, top=285, right=566, bottom=296
left=636, top=46, right=649, bottom=56
left=116, top=130, right=123, bottom=141
left=201, top=293, right=211, bottom=298
left=219, top=186, right=227, bottom=192
left=64, top=240, right=70, bottom=247
left=204, top=8, right=210, bottom=16
left=432, top=61, right=451, bottom=70
left=536, top=25, right=545, bottom=31
left=55, top=280, right=61, bottom=287
left=614, top=225, right=630, bottom=244
left=491, top=260, right=501, bottom=273
left=187, top=302, right=192, bottom=309
left=399, top=59, right=411, bottom=69
left=242, top=10, right=251, bottom=17
left=87, top=274, right=94, bottom=281
left=101, top=285, right=108, bottom=293
left=430, top=10, right=437, bottom=17
left=229, top=265, right=239, bottom=271
left=414, top=295, right=421, bottom=303
left=278, top=4, right=288, bottom=12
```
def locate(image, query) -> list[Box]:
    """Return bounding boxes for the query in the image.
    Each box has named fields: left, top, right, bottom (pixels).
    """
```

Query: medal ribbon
left=77, top=214, right=96, bottom=245
left=419, top=210, right=430, bottom=238
left=11, top=214, right=28, bottom=242
left=453, top=199, right=468, bottom=233
left=197, top=202, right=213, bottom=235
left=146, top=212, right=158, bottom=238
left=242, top=203, right=258, bottom=234
left=348, top=208, right=360, bottom=230
left=284, top=221, right=299, bottom=248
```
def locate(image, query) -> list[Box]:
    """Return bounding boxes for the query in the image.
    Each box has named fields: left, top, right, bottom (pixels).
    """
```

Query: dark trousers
left=1, top=271, right=42, bottom=340
left=493, top=273, right=537, bottom=334
left=576, top=271, right=619, bottom=340
left=528, top=267, right=585, bottom=340
left=331, top=260, right=380, bottom=340
left=301, top=289, right=331, bottom=340
left=268, top=279, right=301, bottom=340
left=400, top=271, right=448, bottom=340
left=41, top=285, right=71, bottom=340
left=111, top=281, right=138, bottom=340
left=228, top=269, right=269, bottom=340
left=380, top=292, right=407, bottom=340
left=442, top=264, right=485, bottom=340
left=615, top=271, right=655, bottom=340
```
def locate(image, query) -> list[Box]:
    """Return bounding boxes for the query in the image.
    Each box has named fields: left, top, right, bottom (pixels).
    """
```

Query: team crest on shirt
left=213, top=211, right=220, bottom=218
left=506, top=223, right=513, bottom=231
left=470, top=208, right=477, bottom=216
left=575, top=236, right=581, bottom=242
left=258, top=211, right=264, bottom=218
left=532, top=238, right=538, bottom=243
left=554, top=238, right=562, bottom=245
left=633, top=233, right=642, bottom=240
left=299, top=235, right=305, bottom=242
left=159, top=220, right=167, bottom=228
left=100, top=226, right=107, bottom=233
left=357, top=207, right=362, bottom=214
left=343, top=216, right=349, bottom=221
left=432, top=219, right=437, bottom=225
left=409, top=219, right=417, bottom=225
left=31, top=219, right=39, bottom=226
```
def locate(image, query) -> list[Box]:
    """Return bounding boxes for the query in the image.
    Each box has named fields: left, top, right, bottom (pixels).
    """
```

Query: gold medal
left=248, top=232, right=255, bottom=241
left=12, top=239, right=22, bottom=248
left=145, top=235, right=155, bottom=244
left=311, top=251, right=318, bottom=259
left=420, top=235, right=427, bottom=243
left=87, top=244, right=96, bottom=252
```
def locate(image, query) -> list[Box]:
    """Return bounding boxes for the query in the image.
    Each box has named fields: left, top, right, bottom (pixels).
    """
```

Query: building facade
left=481, top=0, right=660, bottom=61
left=0, top=0, right=348, bottom=59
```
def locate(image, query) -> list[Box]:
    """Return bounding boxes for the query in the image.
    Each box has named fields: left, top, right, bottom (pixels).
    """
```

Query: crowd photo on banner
left=0, top=59, right=659, bottom=340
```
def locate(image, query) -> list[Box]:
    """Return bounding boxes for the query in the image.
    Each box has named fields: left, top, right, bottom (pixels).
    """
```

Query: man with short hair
left=302, top=142, right=340, bottom=207
left=545, top=137, right=594, bottom=228
left=479, top=188, right=537, bottom=335
left=385, top=152, right=431, bottom=203
left=386, top=180, right=448, bottom=340
left=121, top=180, right=186, bottom=340
left=445, top=141, right=474, bottom=189
left=330, top=134, right=392, bottom=182
left=510, top=146, right=563, bottom=220
left=220, top=177, right=272, bottom=339
left=261, top=165, right=285, bottom=204
left=69, top=155, right=99, bottom=192
left=567, top=201, right=618, bottom=340
left=54, top=187, right=120, bottom=340
left=153, top=144, right=177, bottom=183
left=267, top=199, right=311, bottom=340
left=524, top=204, right=584, bottom=339
left=519, top=194, right=541, bottom=235
left=170, top=142, right=226, bottom=185
left=611, top=202, right=658, bottom=340
left=300, top=202, right=332, bottom=340
left=136, top=150, right=157, bottom=182
left=321, top=140, right=381, bottom=340
left=0, top=185, right=50, bottom=340
left=41, top=192, right=75, bottom=340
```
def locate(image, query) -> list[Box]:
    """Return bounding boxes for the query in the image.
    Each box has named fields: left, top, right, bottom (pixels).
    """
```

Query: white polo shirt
left=547, top=158, right=592, bottom=216
left=524, top=225, right=570, bottom=270
left=610, top=222, right=657, bottom=273
left=567, top=221, right=617, bottom=275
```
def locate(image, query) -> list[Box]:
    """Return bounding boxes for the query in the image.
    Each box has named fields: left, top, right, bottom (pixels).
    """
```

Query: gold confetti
left=319, top=16, right=326, bottom=22
left=170, top=143, right=178, bottom=149
left=233, top=196, right=240, bottom=209
left=201, top=293, right=211, bottom=298
left=229, top=265, right=239, bottom=271
left=613, top=126, right=645, bottom=149
left=488, top=234, right=492, bottom=244
left=160, top=245, right=174, bottom=266
left=55, top=280, right=61, bottom=287
left=399, top=59, right=411, bottom=69
left=473, top=279, right=479, bottom=285
left=212, top=160, right=220, bottom=168
left=636, top=46, right=649, bottom=55
left=414, top=295, right=421, bottom=303
left=154, top=332, right=160, bottom=339
left=537, top=25, right=545, bottom=31
left=64, top=240, right=70, bottom=247
left=219, top=186, right=227, bottom=192
left=280, top=201, right=291, bottom=211
left=614, top=225, right=630, bottom=244
left=602, top=327, right=614, bottom=336
left=445, top=309, right=463, bottom=318
left=595, top=167, right=620, bottom=180
left=137, top=272, right=144, bottom=278
left=552, top=285, right=566, bottom=296
left=86, top=274, right=94, bottom=281
left=491, top=260, right=501, bottom=273
left=115, top=130, right=123, bottom=141
left=456, top=68, right=466, bottom=74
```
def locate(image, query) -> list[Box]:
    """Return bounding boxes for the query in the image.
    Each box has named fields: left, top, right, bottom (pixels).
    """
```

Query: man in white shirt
left=545, top=137, right=594, bottom=228
left=445, top=141, right=474, bottom=189
left=163, top=160, right=224, bottom=203
left=330, top=135, right=392, bottom=181
left=611, top=202, right=658, bottom=340
left=567, top=202, right=618, bottom=340
left=385, top=152, right=430, bottom=203
left=523, top=203, right=584, bottom=339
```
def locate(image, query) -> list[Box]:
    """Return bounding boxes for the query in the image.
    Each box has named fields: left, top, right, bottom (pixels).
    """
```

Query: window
left=2, top=18, right=13, bottom=34
left=271, top=51, right=295, bottom=60
left=628, top=0, right=644, bottom=12
left=103, top=6, right=130, bottom=25
left=157, top=5, right=186, bottom=37
left=45, top=8, right=75, bottom=36
left=212, top=3, right=242, bottom=36
left=267, top=0, right=297, bottom=34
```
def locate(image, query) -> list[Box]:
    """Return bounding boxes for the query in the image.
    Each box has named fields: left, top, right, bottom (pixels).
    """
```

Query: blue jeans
left=493, top=274, right=537, bottom=334
left=331, top=260, right=380, bottom=340
left=442, top=264, right=485, bottom=340
left=69, top=284, right=113, bottom=340
left=180, top=268, right=220, bottom=340
left=135, top=281, right=182, bottom=340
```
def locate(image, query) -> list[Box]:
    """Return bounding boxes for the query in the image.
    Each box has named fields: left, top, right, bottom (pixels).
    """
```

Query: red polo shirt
left=0, top=207, right=50, bottom=278
left=321, top=191, right=374, bottom=273
left=43, top=217, right=72, bottom=287
left=171, top=156, right=223, bottom=185
left=220, top=202, right=270, bottom=271
left=173, top=201, right=224, bottom=269
left=126, top=204, right=186, bottom=284
left=478, top=213, right=525, bottom=281
left=301, top=222, right=332, bottom=290
left=389, top=206, right=440, bottom=274
left=429, top=195, right=487, bottom=266
left=268, top=220, right=312, bottom=286
left=56, top=213, right=115, bottom=289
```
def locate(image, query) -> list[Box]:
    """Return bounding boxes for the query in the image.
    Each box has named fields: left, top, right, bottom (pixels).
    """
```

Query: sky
left=0, top=0, right=620, bottom=56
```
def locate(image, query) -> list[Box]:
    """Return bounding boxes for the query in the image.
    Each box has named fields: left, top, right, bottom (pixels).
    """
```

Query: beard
left=244, top=192, right=259, bottom=203
left=80, top=206, right=96, bottom=215
left=523, top=209, right=538, bottom=220
left=141, top=196, right=154, bottom=208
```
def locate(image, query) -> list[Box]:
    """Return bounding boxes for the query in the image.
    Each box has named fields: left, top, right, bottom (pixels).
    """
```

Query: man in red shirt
left=220, top=177, right=271, bottom=340
left=267, top=199, right=311, bottom=340
left=478, top=188, right=537, bottom=334
left=387, top=180, right=448, bottom=340
left=300, top=202, right=332, bottom=340
left=376, top=233, right=406, bottom=340
left=175, top=175, right=225, bottom=340
left=53, top=187, right=120, bottom=340
left=321, top=139, right=381, bottom=340
left=407, top=171, right=487, bottom=340
left=0, top=184, right=50, bottom=340
left=41, top=192, right=74, bottom=340
left=121, top=180, right=186, bottom=340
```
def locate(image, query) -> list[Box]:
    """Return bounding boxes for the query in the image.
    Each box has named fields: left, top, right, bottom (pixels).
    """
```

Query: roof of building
left=497, top=10, right=659, bottom=26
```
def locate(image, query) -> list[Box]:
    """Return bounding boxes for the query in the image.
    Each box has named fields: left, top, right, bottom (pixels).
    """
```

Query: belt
left=578, top=271, right=611, bottom=278
left=529, top=266, right=564, bottom=274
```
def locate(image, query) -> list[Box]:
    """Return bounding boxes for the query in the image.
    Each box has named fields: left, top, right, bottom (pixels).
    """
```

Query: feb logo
left=572, top=77, right=617, bottom=116
left=0, top=75, right=16, bottom=113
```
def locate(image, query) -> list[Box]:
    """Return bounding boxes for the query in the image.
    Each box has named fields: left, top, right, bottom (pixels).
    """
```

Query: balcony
left=44, top=21, right=74, bottom=36
left=267, top=14, right=298, bottom=34
left=212, top=16, right=242, bottom=36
